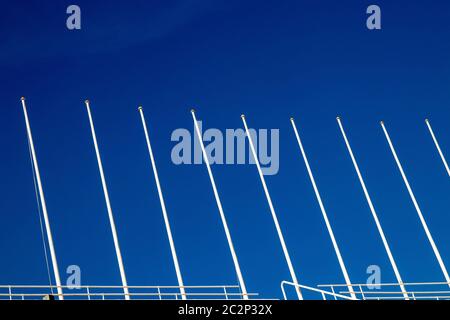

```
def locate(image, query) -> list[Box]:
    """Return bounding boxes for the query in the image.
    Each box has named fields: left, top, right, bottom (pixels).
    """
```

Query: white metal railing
left=281, top=281, right=450, bottom=300
left=318, top=282, right=450, bottom=300
left=0, top=285, right=258, bottom=300
left=281, top=281, right=356, bottom=300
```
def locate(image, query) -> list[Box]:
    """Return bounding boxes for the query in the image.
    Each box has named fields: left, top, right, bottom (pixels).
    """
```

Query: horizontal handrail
left=0, top=284, right=258, bottom=300
left=340, top=290, right=450, bottom=295
left=0, top=285, right=241, bottom=289
left=318, top=281, right=450, bottom=287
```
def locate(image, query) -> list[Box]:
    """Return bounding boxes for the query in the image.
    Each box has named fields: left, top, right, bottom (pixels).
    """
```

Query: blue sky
left=0, top=0, right=449, bottom=299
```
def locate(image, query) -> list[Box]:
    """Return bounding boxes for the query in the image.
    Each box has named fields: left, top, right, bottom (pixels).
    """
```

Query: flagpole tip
left=20, top=97, right=26, bottom=101
left=425, top=118, right=429, bottom=123
left=190, top=108, right=196, bottom=114
left=84, top=99, right=90, bottom=105
left=138, top=106, right=143, bottom=111
left=336, top=116, right=341, bottom=121
left=380, top=120, right=385, bottom=125
left=290, top=117, right=295, bottom=121
left=240, top=114, right=245, bottom=119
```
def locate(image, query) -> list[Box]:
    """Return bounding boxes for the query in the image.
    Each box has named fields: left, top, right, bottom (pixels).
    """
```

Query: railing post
left=330, top=286, right=337, bottom=300
left=8, top=286, right=12, bottom=300
left=157, top=287, right=162, bottom=300
left=223, top=287, right=228, bottom=300
left=359, top=285, right=366, bottom=300
left=86, top=287, right=91, bottom=301
left=280, top=282, right=288, bottom=300
left=321, top=292, right=326, bottom=300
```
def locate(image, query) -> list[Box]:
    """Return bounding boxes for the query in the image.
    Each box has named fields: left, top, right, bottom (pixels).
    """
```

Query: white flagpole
left=138, top=107, right=186, bottom=300
left=190, top=110, right=249, bottom=300
left=20, top=97, right=64, bottom=300
left=425, top=119, right=450, bottom=177
left=241, top=114, right=303, bottom=300
left=336, top=117, right=409, bottom=299
left=290, top=118, right=356, bottom=299
left=380, top=121, right=450, bottom=287
left=84, top=100, right=130, bottom=300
